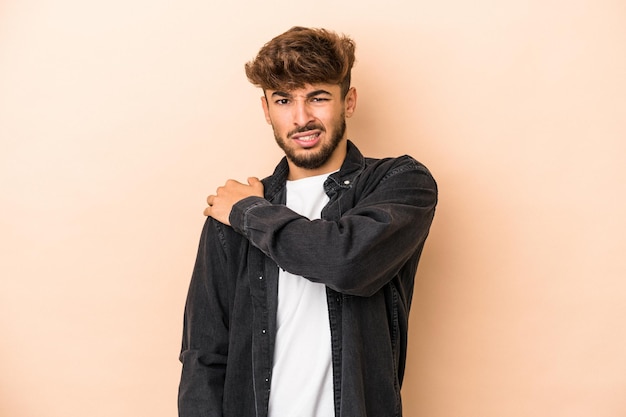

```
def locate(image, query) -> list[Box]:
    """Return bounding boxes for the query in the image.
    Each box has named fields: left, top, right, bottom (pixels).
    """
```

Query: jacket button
left=343, top=180, right=350, bottom=185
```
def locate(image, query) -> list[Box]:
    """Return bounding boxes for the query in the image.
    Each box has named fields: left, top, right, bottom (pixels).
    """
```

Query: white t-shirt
left=268, top=173, right=334, bottom=417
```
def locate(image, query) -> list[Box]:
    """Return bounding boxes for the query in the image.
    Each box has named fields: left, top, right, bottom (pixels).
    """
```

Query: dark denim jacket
left=179, top=141, right=437, bottom=417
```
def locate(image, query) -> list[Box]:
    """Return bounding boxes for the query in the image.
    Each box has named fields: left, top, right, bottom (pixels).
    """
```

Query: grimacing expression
left=274, top=114, right=346, bottom=170
left=262, top=84, right=354, bottom=172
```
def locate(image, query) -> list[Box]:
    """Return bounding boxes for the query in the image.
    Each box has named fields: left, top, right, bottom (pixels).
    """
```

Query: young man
left=178, top=26, right=438, bottom=417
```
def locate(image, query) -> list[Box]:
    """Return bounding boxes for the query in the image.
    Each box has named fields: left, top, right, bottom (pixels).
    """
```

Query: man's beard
left=273, top=117, right=346, bottom=170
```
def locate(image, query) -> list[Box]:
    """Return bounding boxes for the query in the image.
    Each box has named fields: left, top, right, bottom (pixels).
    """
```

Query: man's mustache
left=288, top=124, right=325, bottom=138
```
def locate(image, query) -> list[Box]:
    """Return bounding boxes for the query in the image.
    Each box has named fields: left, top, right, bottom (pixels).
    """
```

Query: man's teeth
left=298, top=133, right=318, bottom=141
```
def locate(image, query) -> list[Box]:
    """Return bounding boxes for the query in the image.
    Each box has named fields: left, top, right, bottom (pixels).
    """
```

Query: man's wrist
left=229, top=196, right=271, bottom=235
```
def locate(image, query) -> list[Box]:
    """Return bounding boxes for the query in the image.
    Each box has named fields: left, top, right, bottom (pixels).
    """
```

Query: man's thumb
left=247, top=177, right=261, bottom=186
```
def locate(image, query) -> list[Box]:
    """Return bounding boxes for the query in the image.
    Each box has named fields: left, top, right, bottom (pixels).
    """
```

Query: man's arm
left=178, top=219, right=230, bottom=417
left=218, top=157, right=437, bottom=297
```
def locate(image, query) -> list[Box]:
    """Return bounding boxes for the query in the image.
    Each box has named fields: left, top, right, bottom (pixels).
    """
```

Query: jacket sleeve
left=229, top=157, right=437, bottom=297
left=178, top=218, right=230, bottom=417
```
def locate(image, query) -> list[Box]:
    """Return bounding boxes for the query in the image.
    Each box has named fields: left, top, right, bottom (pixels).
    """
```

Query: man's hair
left=245, top=26, right=356, bottom=97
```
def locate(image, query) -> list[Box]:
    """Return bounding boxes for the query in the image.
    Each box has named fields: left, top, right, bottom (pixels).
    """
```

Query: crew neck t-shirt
left=267, top=173, right=334, bottom=417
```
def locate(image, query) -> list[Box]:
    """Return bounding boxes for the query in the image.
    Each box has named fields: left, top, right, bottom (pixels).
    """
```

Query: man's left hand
left=204, top=177, right=264, bottom=225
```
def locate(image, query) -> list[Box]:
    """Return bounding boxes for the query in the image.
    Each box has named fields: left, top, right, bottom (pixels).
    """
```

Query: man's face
left=262, top=83, right=357, bottom=179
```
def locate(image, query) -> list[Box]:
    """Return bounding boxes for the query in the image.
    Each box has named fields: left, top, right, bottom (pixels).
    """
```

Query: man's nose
left=293, top=101, right=314, bottom=127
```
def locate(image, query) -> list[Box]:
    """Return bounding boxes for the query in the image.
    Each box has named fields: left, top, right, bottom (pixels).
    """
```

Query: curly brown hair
left=245, top=26, right=356, bottom=97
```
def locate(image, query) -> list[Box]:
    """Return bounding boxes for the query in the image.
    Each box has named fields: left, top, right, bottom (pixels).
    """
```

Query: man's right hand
left=204, top=177, right=264, bottom=225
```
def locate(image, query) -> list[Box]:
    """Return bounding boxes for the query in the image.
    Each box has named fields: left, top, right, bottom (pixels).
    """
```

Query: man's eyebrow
left=271, top=91, right=292, bottom=98
left=307, top=89, right=332, bottom=98
left=270, top=89, right=333, bottom=99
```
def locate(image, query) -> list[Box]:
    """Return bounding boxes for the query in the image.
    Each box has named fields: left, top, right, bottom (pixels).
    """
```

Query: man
left=179, top=26, right=437, bottom=417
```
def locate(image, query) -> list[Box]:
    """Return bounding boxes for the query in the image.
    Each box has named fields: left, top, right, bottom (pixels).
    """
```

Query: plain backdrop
left=1, top=0, right=625, bottom=416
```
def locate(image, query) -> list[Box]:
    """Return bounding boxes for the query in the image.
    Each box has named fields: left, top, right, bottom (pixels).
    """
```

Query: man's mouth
left=294, top=132, right=319, bottom=142
left=291, top=130, right=322, bottom=147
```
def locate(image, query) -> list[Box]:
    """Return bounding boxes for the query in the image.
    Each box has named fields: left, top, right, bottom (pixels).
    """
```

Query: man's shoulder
left=363, top=154, right=434, bottom=180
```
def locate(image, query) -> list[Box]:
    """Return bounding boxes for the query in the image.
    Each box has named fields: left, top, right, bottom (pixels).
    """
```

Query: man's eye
left=275, top=99, right=290, bottom=105
left=311, top=97, right=329, bottom=102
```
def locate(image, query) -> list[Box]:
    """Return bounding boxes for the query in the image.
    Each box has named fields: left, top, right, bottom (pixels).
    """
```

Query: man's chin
left=288, top=150, right=330, bottom=170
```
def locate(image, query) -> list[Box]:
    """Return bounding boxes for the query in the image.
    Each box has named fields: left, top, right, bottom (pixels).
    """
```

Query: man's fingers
left=204, top=178, right=263, bottom=220
left=205, top=195, right=215, bottom=217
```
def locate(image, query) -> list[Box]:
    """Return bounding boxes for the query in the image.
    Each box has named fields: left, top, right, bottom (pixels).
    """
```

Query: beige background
left=1, top=0, right=625, bottom=416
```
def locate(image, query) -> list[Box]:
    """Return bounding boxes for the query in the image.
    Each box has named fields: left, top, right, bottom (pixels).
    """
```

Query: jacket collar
left=262, top=140, right=365, bottom=201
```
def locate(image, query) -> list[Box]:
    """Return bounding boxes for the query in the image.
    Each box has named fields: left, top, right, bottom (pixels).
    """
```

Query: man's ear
left=261, top=95, right=272, bottom=124
left=344, top=87, right=357, bottom=118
